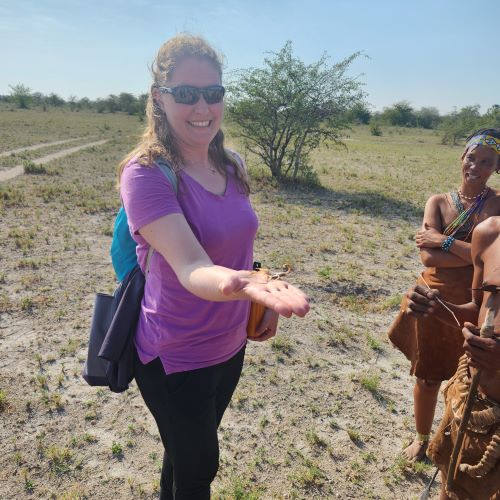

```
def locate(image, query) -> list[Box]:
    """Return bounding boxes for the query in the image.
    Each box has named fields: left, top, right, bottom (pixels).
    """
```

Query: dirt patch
left=0, top=119, right=473, bottom=499
left=0, top=138, right=86, bottom=157
left=0, top=140, right=109, bottom=182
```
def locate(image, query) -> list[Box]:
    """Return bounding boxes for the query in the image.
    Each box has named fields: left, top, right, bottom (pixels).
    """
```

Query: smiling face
left=461, top=144, right=499, bottom=187
left=153, top=56, right=223, bottom=155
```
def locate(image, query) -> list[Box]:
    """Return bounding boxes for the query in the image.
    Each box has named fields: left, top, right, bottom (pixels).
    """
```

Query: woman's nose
left=193, top=96, right=210, bottom=112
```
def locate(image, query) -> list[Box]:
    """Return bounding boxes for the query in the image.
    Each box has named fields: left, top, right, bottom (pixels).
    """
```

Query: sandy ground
left=0, top=138, right=86, bottom=158
left=0, top=133, right=450, bottom=499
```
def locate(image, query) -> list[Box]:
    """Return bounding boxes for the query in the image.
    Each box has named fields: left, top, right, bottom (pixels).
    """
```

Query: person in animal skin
left=406, top=215, right=500, bottom=499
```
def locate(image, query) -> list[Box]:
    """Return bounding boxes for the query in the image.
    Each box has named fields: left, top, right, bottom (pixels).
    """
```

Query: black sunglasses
left=156, top=85, right=225, bottom=105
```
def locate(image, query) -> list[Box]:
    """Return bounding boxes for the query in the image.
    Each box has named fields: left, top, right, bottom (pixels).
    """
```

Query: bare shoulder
left=425, top=193, right=448, bottom=208
left=423, top=193, right=449, bottom=218
left=486, top=187, right=500, bottom=210
left=472, top=216, right=500, bottom=245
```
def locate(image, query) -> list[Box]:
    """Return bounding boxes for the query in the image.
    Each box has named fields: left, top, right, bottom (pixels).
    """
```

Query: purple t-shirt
left=120, top=159, right=258, bottom=374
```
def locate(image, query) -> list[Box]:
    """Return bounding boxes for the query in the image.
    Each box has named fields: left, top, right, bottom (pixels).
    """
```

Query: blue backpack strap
left=110, top=159, right=178, bottom=281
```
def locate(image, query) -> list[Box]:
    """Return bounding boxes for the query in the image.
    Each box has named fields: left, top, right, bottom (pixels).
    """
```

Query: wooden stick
left=446, top=298, right=495, bottom=493
left=419, top=467, right=439, bottom=500
left=420, top=275, right=461, bottom=328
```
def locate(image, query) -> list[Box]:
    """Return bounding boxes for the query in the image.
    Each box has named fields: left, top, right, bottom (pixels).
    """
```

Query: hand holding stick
left=446, top=296, right=495, bottom=492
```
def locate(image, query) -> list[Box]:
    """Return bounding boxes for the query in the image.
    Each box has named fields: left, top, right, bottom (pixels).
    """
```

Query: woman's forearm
left=420, top=249, right=470, bottom=268
left=447, top=239, right=472, bottom=263
left=140, top=214, right=250, bottom=301
left=179, top=263, right=309, bottom=318
left=139, top=214, right=309, bottom=317
left=178, top=263, right=251, bottom=302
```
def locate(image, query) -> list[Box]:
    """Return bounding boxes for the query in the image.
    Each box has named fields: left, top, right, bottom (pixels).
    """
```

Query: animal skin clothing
left=388, top=266, right=474, bottom=381
left=427, top=356, right=500, bottom=500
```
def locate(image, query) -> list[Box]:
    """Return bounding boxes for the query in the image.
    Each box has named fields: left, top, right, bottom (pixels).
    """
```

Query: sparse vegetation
left=111, top=441, right=124, bottom=456
left=22, top=469, right=35, bottom=492
left=46, top=445, right=74, bottom=474
left=359, top=373, right=381, bottom=394
left=270, top=336, right=293, bottom=356
left=306, top=430, right=327, bottom=448
left=20, top=296, right=34, bottom=311
left=0, top=389, right=7, bottom=412
left=366, top=334, right=383, bottom=352
left=347, top=427, right=361, bottom=442
left=23, top=159, right=47, bottom=174
left=1, top=106, right=496, bottom=498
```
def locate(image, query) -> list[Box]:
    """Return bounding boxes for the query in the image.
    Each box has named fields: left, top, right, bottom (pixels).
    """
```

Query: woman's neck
left=458, top=182, right=488, bottom=199
left=177, top=143, right=211, bottom=170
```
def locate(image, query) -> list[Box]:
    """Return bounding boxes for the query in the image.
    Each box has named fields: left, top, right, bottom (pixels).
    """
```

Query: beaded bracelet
left=416, top=432, right=430, bottom=443
left=441, top=235, right=455, bottom=252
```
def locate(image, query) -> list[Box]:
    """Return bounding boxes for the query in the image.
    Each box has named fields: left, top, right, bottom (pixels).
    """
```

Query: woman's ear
left=151, top=89, right=165, bottom=115
left=152, top=88, right=161, bottom=103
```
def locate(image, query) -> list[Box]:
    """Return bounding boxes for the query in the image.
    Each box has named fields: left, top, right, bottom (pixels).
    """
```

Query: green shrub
left=0, top=389, right=7, bottom=411
left=23, top=160, right=47, bottom=175
left=370, top=122, right=382, bottom=136
left=111, top=441, right=123, bottom=456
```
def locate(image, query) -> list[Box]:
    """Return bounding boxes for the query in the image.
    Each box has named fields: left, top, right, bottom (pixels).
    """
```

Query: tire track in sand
left=0, top=139, right=109, bottom=182
left=0, top=137, right=87, bottom=157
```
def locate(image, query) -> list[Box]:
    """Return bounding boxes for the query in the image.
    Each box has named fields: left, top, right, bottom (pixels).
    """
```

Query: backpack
left=82, top=159, right=178, bottom=392
left=110, top=159, right=178, bottom=281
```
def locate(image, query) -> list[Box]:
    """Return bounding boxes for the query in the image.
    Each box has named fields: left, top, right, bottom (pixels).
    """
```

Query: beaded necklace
left=443, top=188, right=489, bottom=239
left=457, top=186, right=488, bottom=201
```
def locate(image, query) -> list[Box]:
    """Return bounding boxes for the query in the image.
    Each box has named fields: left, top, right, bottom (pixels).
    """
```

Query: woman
left=118, top=34, right=309, bottom=498
left=388, top=128, right=500, bottom=461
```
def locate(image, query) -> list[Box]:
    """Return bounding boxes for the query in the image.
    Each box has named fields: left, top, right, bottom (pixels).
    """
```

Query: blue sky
left=1, top=0, right=498, bottom=113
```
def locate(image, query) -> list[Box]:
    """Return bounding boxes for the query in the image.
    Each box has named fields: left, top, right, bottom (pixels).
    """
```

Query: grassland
left=0, top=106, right=498, bottom=499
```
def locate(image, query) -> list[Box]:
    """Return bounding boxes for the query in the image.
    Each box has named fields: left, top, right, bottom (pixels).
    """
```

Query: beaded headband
left=465, top=134, right=500, bottom=155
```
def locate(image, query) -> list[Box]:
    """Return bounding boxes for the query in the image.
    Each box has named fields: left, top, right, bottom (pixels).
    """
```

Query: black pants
left=134, top=346, right=245, bottom=500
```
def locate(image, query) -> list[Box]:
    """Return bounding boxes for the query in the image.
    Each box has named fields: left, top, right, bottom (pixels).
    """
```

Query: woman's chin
left=463, top=175, right=484, bottom=186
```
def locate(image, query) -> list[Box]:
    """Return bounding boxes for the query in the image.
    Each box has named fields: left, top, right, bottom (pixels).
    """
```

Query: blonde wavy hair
left=117, top=33, right=249, bottom=194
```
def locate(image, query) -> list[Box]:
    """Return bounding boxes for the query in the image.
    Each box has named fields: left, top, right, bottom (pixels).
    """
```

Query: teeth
left=189, top=121, right=210, bottom=127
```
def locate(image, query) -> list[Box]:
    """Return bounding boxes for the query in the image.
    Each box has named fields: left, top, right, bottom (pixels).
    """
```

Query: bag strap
left=227, top=149, right=246, bottom=173
left=155, top=158, right=178, bottom=194
left=144, top=158, right=178, bottom=279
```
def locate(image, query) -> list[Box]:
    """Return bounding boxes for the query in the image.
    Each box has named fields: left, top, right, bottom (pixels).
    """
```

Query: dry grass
left=1, top=109, right=499, bottom=499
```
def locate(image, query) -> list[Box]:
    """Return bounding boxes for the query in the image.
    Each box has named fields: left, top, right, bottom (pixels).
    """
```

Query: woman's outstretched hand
left=415, top=223, right=446, bottom=249
left=219, top=271, right=310, bottom=318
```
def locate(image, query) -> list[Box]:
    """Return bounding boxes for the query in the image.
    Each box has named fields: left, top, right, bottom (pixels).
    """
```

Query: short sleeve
left=120, top=161, right=182, bottom=235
